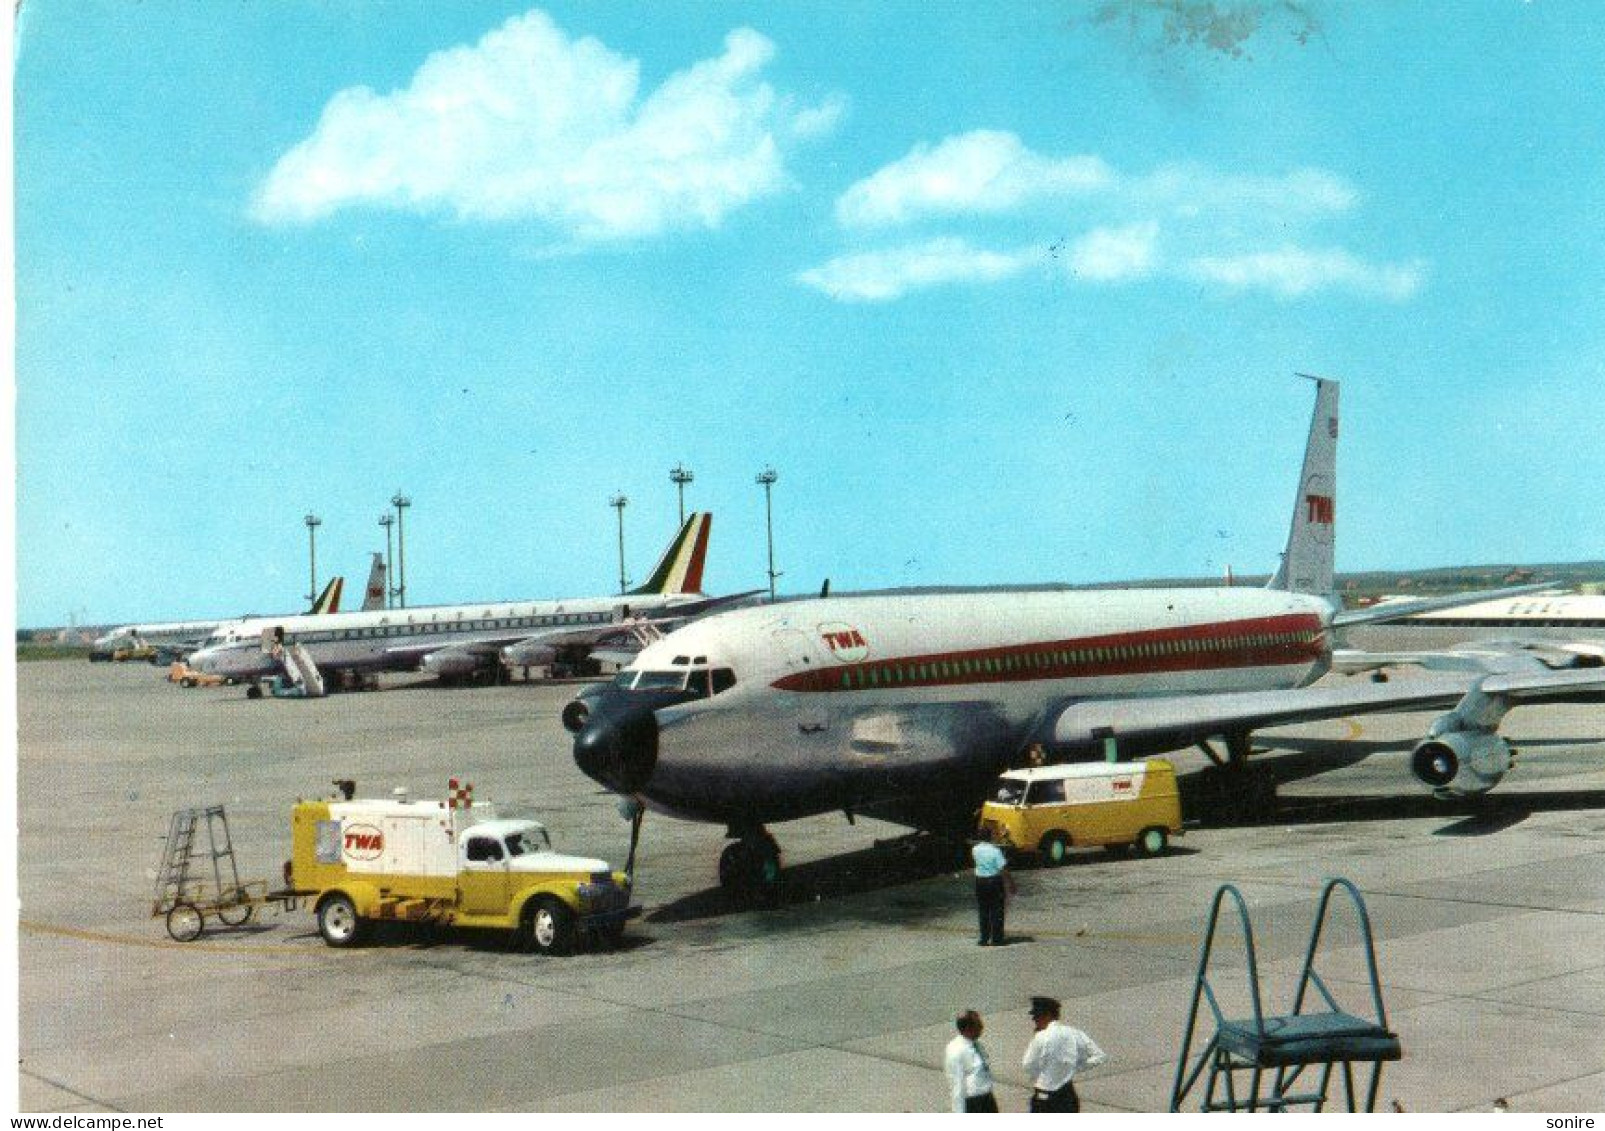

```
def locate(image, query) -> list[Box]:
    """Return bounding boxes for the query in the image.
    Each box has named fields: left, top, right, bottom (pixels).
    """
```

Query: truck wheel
left=245, top=684, right=264, bottom=700
left=166, top=902, right=203, bottom=942
left=523, top=897, right=575, bottom=956
left=317, top=893, right=364, bottom=947
left=1134, top=827, right=1168, bottom=857
left=1038, top=831, right=1071, bottom=867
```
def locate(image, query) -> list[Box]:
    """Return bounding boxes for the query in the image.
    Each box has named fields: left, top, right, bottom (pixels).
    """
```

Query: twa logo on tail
left=1305, top=493, right=1334, bottom=525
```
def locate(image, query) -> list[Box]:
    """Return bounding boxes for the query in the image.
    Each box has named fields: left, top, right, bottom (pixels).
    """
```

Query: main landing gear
left=718, top=827, right=782, bottom=901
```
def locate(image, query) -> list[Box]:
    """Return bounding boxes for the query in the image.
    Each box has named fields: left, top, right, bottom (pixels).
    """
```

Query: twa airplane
left=565, top=378, right=1604, bottom=893
left=190, top=512, right=730, bottom=692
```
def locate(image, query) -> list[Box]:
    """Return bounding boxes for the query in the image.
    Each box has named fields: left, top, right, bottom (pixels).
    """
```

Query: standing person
left=971, top=837, right=1014, bottom=946
left=1022, top=996, right=1105, bottom=1112
left=944, top=1010, right=998, bottom=1113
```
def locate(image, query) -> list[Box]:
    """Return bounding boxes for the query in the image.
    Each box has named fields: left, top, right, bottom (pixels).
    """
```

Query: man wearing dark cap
left=1022, top=996, right=1105, bottom=1112
left=944, top=1009, right=998, bottom=1112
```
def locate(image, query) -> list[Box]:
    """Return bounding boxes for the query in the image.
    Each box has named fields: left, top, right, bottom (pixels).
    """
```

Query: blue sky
left=14, top=1, right=1605, bottom=626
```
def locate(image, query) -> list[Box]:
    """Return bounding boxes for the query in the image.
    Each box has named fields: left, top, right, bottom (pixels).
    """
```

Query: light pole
left=669, top=463, right=695, bottom=526
left=303, top=514, right=322, bottom=606
left=756, top=466, right=779, bottom=601
left=378, top=513, right=395, bottom=609
left=391, top=493, right=411, bottom=608
left=609, top=492, right=629, bottom=595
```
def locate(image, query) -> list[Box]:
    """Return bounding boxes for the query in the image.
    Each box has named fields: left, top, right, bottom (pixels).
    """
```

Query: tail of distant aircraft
left=362, top=553, right=387, bottom=611
left=1268, top=374, right=1339, bottom=599
left=629, top=512, right=711, bottom=596
left=308, top=576, right=344, bottom=615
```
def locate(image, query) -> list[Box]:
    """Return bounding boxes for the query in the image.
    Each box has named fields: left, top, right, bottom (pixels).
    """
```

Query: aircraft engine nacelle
left=420, top=649, right=483, bottom=677
left=1409, top=730, right=1511, bottom=797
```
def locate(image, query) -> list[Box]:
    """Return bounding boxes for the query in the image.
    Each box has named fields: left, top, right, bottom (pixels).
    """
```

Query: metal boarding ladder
left=282, top=642, right=326, bottom=697
left=1170, top=878, right=1402, bottom=1112
left=151, top=806, right=244, bottom=915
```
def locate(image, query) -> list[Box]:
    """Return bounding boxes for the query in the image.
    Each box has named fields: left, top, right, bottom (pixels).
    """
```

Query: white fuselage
left=576, top=587, right=1334, bottom=825
left=188, top=593, right=696, bottom=680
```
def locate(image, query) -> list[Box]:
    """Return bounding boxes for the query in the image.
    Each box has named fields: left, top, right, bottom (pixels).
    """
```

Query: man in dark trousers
left=1022, top=996, right=1106, bottom=1112
left=970, top=837, right=1014, bottom=945
left=944, top=1010, right=998, bottom=1112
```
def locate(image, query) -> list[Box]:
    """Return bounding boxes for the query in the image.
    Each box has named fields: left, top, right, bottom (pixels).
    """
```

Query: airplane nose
left=573, top=704, right=659, bottom=793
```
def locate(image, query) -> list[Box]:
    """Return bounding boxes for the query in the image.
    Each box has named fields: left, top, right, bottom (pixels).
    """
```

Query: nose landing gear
left=718, top=827, right=782, bottom=901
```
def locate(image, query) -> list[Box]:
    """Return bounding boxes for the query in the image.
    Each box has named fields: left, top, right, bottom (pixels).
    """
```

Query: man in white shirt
left=1022, top=996, right=1105, bottom=1112
left=944, top=1009, right=998, bottom=1113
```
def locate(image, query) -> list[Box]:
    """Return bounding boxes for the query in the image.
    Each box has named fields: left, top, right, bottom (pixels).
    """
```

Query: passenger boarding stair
left=278, top=642, right=326, bottom=698
left=1169, top=878, right=1402, bottom=1112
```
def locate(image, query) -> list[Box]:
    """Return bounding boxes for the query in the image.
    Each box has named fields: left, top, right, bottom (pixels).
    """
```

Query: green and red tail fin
left=308, top=575, right=344, bottom=615
left=629, top=512, right=711, bottom=596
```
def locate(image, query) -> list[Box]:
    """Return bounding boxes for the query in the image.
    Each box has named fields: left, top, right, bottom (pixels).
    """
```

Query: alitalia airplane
left=189, top=512, right=730, bottom=693
left=90, top=572, right=349, bottom=662
left=1336, top=591, right=1605, bottom=675
left=564, top=377, right=1605, bottom=893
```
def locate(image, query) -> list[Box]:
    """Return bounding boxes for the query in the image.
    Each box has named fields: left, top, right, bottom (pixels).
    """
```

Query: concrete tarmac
left=16, top=659, right=1605, bottom=1112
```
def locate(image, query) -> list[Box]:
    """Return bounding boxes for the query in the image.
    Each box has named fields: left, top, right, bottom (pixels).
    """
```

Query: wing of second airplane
left=1048, top=668, right=1605, bottom=760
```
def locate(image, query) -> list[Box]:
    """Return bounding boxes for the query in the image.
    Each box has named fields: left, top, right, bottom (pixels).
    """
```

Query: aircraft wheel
left=1038, top=831, right=1071, bottom=867
left=718, top=834, right=781, bottom=899
left=245, top=684, right=264, bottom=700
left=1134, top=827, right=1168, bottom=857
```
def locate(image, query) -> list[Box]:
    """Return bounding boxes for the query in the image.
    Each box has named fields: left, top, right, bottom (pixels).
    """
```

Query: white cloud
left=796, top=238, right=1036, bottom=302
left=834, top=130, right=1112, bottom=228
left=1185, top=246, right=1425, bottom=300
left=1067, top=222, right=1159, bottom=282
left=1137, top=164, right=1358, bottom=220
left=253, top=12, right=839, bottom=240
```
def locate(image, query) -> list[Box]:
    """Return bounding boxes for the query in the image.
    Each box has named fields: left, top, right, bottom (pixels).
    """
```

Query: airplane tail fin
left=308, top=575, right=344, bottom=615
left=628, top=512, right=711, bottom=596
left=361, top=553, right=388, bottom=611
left=1268, top=374, right=1339, bottom=599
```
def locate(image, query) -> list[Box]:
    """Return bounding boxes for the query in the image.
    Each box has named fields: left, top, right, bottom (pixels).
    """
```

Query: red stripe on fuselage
left=770, top=613, right=1326, bottom=693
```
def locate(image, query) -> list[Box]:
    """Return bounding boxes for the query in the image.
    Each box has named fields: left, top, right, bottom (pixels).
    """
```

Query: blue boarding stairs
left=1170, top=878, right=1402, bottom=1112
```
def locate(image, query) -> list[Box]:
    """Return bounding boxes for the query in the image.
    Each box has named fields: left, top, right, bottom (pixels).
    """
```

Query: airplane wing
left=1049, top=669, right=1605, bottom=759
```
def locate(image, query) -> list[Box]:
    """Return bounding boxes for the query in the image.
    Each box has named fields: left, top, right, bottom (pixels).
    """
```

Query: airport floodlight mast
left=391, top=493, right=411, bottom=608
left=303, top=513, right=322, bottom=606
left=669, top=462, right=695, bottom=526
left=756, top=465, right=780, bottom=601
left=609, top=492, right=630, bottom=595
left=378, top=513, right=395, bottom=609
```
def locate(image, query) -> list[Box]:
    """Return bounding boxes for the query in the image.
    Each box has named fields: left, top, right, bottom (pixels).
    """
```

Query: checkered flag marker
left=447, top=778, right=474, bottom=810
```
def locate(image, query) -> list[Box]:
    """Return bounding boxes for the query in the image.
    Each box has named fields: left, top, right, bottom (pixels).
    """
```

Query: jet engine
left=420, top=648, right=483, bottom=678
left=1409, top=730, right=1512, bottom=797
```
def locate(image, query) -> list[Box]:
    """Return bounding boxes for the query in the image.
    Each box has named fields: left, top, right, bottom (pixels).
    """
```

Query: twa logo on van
left=343, top=824, right=384, bottom=860
left=818, top=623, right=869, bottom=663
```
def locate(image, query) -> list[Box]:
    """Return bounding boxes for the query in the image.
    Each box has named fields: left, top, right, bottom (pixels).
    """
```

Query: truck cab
left=290, top=792, right=639, bottom=955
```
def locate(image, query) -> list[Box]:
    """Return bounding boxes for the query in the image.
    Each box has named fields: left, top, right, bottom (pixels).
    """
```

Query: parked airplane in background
left=90, top=574, right=347, bottom=662
left=565, top=377, right=1604, bottom=893
left=1337, top=592, right=1605, bottom=675
left=189, top=512, right=740, bottom=693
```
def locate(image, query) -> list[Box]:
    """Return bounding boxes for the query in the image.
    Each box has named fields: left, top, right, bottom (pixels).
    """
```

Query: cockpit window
left=634, top=670, right=687, bottom=691
left=711, top=668, right=737, bottom=695
left=994, top=779, right=1027, bottom=806
left=687, top=669, right=712, bottom=698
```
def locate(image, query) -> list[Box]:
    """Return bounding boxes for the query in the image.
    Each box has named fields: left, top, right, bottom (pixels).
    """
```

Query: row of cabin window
left=837, top=629, right=1319, bottom=689
left=286, top=611, right=610, bottom=644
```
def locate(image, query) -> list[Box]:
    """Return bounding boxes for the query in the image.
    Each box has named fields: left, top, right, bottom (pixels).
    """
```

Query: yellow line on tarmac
left=19, top=918, right=319, bottom=956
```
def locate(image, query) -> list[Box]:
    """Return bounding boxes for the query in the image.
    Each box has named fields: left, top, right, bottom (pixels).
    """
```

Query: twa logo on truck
left=342, top=824, right=385, bottom=860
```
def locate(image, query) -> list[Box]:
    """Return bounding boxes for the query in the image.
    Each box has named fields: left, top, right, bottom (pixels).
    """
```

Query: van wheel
left=523, top=897, right=575, bottom=956
left=1134, top=827, right=1168, bottom=857
left=317, top=893, right=364, bottom=947
left=1038, top=831, right=1071, bottom=867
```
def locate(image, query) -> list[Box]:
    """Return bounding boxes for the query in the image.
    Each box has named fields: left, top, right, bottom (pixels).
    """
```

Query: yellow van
left=978, top=760, right=1183, bottom=864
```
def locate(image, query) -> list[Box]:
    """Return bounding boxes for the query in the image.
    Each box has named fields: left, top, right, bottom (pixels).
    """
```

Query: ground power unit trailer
left=289, top=782, right=639, bottom=955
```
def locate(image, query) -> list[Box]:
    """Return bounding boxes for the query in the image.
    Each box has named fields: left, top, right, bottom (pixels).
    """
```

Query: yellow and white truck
left=978, top=760, right=1184, bottom=864
left=287, top=785, right=639, bottom=955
